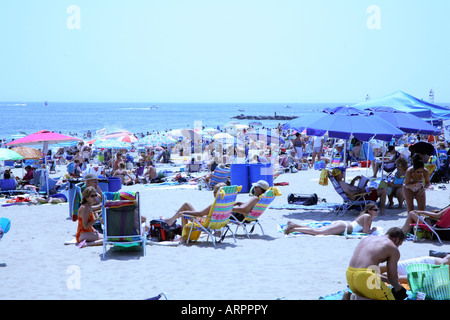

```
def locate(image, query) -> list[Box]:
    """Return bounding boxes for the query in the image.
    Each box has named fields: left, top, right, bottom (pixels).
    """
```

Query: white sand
left=1, top=166, right=449, bottom=300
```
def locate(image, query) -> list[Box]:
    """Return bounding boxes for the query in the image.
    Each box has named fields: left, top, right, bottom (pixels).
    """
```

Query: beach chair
left=207, top=166, right=231, bottom=189
left=230, top=187, right=282, bottom=238
left=183, top=185, right=241, bottom=247
left=328, top=172, right=369, bottom=215
left=412, top=207, right=450, bottom=245
left=101, top=191, right=146, bottom=259
left=187, top=163, right=201, bottom=173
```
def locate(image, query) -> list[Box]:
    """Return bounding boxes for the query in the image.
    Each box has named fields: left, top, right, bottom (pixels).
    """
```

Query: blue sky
left=1, top=0, right=449, bottom=103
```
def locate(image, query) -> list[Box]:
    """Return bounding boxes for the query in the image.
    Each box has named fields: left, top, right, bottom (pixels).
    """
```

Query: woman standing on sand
left=403, top=154, right=430, bottom=213
left=284, top=203, right=379, bottom=236
left=76, top=186, right=103, bottom=248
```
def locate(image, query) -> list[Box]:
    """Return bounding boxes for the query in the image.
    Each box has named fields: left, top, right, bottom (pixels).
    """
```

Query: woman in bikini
left=387, top=157, right=408, bottom=209
left=403, top=154, right=430, bottom=213
left=284, top=203, right=379, bottom=236
left=76, top=186, right=103, bottom=248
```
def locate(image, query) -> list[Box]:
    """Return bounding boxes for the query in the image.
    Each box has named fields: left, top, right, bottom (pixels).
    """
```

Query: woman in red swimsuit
left=76, top=186, right=103, bottom=248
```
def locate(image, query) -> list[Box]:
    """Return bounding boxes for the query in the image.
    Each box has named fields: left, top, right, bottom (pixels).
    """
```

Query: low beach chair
left=412, top=207, right=450, bottom=245
left=328, top=172, right=369, bottom=215
left=102, top=191, right=146, bottom=259
left=230, top=187, right=282, bottom=238
left=208, top=166, right=231, bottom=188
left=183, top=185, right=241, bottom=247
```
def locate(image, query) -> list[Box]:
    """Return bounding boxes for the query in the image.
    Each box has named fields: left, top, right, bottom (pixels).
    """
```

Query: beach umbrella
left=283, top=107, right=404, bottom=142
left=6, top=130, right=82, bottom=196
left=245, top=129, right=285, bottom=145
left=203, top=127, right=219, bottom=135
left=0, top=148, right=24, bottom=161
left=117, top=135, right=139, bottom=143
left=6, top=130, right=82, bottom=147
left=212, top=132, right=234, bottom=140
left=138, top=134, right=176, bottom=147
left=102, top=129, right=132, bottom=139
left=11, top=147, right=42, bottom=159
left=367, top=107, right=441, bottom=135
left=94, top=139, right=129, bottom=149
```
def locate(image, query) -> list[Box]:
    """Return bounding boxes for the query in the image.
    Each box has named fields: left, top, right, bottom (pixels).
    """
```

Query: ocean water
left=0, top=101, right=348, bottom=139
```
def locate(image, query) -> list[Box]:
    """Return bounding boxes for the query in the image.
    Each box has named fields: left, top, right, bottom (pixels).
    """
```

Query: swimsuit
left=76, top=211, right=96, bottom=243
left=350, top=221, right=364, bottom=233
left=346, top=267, right=395, bottom=300
left=397, top=257, right=435, bottom=276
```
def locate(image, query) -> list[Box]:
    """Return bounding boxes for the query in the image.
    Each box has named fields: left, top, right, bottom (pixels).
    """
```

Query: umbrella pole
left=44, top=141, right=49, bottom=197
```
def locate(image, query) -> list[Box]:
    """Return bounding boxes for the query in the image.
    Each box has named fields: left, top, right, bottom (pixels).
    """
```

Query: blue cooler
left=230, top=164, right=250, bottom=193
left=98, top=177, right=109, bottom=193
left=107, top=177, right=122, bottom=192
left=314, top=160, right=326, bottom=170
left=248, top=163, right=273, bottom=188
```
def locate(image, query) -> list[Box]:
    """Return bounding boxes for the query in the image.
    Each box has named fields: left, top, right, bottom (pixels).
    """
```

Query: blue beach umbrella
left=283, top=106, right=404, bottom=142
left=368, top=107, right=441, bottom=135
left=94, top=139, right=129, bottom=149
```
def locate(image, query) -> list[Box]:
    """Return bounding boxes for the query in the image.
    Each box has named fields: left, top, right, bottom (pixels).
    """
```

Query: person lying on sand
left=284, top=203, right=379, bottom=236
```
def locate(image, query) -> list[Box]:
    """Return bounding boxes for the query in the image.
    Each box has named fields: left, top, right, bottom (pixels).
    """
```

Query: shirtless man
left=231, top=180, right=269, bottom=222
left=346, top=227, right=407, bottom=300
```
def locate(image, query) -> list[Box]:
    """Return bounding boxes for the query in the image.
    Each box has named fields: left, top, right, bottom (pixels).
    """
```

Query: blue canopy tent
left=351, top=91, right=450, bottom=118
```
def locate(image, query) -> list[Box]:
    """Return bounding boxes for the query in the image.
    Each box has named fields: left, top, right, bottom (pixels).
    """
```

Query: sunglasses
left=370, top=208, right=379, bottom=211
left=88, top=194, right=97, bottom=198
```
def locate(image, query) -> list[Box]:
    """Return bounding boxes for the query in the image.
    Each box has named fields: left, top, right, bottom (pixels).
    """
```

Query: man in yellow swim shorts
left=346, top=227, right=407, bottom=300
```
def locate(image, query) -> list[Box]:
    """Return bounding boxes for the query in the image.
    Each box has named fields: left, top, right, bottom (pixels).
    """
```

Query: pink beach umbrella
left=6, top=130, right=82, bottom=196
left=117, top=135, right=139, bottom=143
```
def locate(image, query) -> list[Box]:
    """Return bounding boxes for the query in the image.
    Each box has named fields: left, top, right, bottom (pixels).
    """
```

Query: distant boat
left=150, top=105, right=158, bottom=109
left=44, top=101, right=48, bottom=106
left=238, top=109, right=245, bottom=112
left=285, top=105, right=292, bottom=108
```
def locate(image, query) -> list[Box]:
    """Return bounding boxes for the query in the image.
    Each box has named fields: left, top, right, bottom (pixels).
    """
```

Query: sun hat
left=83, top=173, right=99, bottom=181
left=252, top=180, right=270, bottom=191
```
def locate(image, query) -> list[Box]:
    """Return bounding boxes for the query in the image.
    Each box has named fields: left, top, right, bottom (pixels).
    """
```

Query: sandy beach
left=1, top=165, right=449, bottom=301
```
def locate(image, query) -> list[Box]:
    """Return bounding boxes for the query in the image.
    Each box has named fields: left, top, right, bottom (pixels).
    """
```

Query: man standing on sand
left=345, top=227, right=407, bottom=300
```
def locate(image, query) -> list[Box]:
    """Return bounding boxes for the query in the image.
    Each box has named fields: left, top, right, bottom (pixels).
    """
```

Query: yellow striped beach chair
left=230, top=187, right=282, bottom=238
left=182, top=185, right=241, bottom=247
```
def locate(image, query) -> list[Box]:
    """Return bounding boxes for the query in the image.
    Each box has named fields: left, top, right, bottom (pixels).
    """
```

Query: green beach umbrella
left=0, top=148, right=24, bottom=161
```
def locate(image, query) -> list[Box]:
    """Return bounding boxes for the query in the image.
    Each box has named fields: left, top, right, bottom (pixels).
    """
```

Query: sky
left=1, top=0, right=450, bottom=103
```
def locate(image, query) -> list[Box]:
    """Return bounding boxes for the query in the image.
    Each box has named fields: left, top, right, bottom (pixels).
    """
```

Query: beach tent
left=6, top=130, right=82, bottom=196
left=351, top=91, right=450, bottom=118
left=283, top=107, right=404, bottom=142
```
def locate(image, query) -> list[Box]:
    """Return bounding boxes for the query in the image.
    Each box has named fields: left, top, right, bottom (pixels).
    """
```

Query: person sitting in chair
left=331, top=168, right=387, bottom=215
left=372, top=145, right=400, bottom=178
left=231, top=180, right=269, bottom=222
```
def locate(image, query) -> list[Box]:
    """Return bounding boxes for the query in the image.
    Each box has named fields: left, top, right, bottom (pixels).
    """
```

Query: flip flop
left=77, top=240, right=87, bottom=249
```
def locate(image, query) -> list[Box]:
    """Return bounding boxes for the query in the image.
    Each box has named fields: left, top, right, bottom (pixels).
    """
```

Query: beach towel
left=270, top=202, right=341, bottom=211
left=277, top=222, right=379, bottom=239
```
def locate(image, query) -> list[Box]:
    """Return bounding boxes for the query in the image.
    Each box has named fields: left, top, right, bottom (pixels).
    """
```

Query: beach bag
left=287, top=193, right=318, bottom=206
left=148, top=219, right=181, bottom=241
left=319, top=169, right=328, bottom=186
left=407, top=263, right=450, bottom=300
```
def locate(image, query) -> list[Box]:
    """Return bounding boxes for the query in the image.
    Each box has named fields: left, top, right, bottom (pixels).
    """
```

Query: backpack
left=148, top=219, right=182, bottom=241
left=287, top=193, right=319, bottom=206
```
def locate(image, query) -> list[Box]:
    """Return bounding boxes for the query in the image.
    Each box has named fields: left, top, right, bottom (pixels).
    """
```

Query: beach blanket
left=271, top=202, right=341, bottom=211
left=277, top=222, right=376, bottom=239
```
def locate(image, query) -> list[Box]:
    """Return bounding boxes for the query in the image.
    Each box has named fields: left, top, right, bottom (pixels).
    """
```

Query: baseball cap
left=252, top=180, right=270, bottom=191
